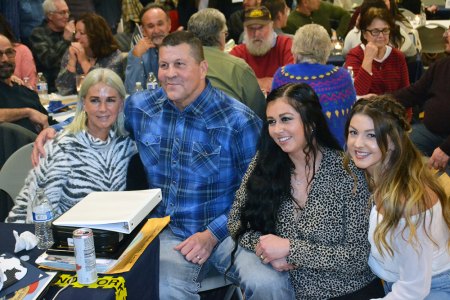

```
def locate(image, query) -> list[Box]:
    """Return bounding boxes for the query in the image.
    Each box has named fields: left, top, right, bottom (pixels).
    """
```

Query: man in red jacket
left=230, top=6, right=293, bottom=93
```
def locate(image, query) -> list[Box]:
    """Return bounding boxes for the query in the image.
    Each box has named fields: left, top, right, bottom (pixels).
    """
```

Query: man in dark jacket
left=0, top=34, right=55, bottom=133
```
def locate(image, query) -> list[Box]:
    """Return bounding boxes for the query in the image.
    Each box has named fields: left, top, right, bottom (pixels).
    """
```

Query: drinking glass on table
left=76, top=75, right=85, bottom=93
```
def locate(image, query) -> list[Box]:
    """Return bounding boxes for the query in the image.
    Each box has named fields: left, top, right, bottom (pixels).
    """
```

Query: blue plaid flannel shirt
left=124, top=81, right=262, bottom=242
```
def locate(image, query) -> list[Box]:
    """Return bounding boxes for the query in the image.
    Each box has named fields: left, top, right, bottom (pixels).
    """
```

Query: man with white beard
left=230, top=6, right=293, bottom=93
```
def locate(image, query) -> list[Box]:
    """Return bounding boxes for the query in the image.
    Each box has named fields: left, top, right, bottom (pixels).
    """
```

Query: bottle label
left=37, top=82, right=48, bottom=92
left=33, top=211, right=53, bottom=222
left=146, top=82, right=158, bottom=90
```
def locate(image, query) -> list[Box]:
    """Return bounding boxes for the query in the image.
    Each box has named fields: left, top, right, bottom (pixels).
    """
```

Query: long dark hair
left=228, top=83, right=340, bottom=270
left=77, top=13, right=119, bottom=59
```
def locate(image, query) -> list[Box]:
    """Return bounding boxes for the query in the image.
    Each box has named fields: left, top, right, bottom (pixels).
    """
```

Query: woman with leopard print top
left=227, top=83, right=384, bottom=299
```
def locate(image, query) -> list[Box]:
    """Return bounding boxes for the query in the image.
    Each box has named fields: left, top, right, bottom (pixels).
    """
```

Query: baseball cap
left=244, top=6, right=272, bottom=27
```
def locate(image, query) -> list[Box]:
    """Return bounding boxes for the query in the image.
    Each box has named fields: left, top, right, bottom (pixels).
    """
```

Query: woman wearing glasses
left=344, top=7, right=409, bottom=97
left=55, top=12, right=123, bottom=95
left=343, top=0, right=419, bottom=59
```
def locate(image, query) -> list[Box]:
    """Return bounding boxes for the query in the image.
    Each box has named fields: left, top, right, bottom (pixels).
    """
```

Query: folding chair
left=416, top=23, right=447, bottom=54
left=0, top=143, right=34, bottom=202
left=0, top=122, right=36, bottom=169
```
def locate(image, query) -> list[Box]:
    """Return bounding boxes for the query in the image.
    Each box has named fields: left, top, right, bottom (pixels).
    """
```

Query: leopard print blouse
left=228, top=148, right=376, bottom=299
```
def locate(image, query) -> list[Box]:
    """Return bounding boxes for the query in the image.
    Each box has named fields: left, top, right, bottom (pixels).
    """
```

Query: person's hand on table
left=174, top=229, right=218, bottom=265
left=428, top=147, right=449, bottom=172
left=31, top=127, right=57, bottom=167
left=425, top=5, right=438, bottom=14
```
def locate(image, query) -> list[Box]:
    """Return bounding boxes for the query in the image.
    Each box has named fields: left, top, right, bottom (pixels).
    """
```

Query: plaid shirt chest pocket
left=191, top=142, right=221, bottom=178
left=137, top=133, right=161, bottom=166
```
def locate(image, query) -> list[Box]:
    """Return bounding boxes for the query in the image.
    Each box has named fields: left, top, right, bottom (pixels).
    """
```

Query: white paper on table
left=53, top=189, right=162, bottom=234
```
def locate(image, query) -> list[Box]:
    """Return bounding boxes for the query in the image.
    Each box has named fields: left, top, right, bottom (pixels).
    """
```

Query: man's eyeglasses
left=365, top=28, right=390, bottom=37
left=50, top=10, right=70, bottom=16
left=0, top=48, right=16, bottom=58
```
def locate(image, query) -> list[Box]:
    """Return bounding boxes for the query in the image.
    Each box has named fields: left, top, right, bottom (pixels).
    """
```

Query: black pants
left=329, top=278, right=385, bottom=300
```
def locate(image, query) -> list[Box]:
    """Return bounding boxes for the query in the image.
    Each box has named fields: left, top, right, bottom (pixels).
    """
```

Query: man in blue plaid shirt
left=125, top=31, right=262, bottom=298
left=31, top=30, right=262, bottom=298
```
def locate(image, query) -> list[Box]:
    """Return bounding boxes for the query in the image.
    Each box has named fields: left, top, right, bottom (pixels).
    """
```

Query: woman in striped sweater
left=6, top=68, right=136, bottom=223
left=344, top=7, right=410, bottom=97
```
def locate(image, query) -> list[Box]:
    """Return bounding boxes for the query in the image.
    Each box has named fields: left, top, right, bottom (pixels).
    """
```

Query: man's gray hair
left=42, top=0, right=65, bottom=15
left=187, top=8, right=226, bottom=48
left=291, top=24, right=332, bottom=64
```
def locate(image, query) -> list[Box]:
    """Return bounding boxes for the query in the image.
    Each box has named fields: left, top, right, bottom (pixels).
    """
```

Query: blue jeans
left=384, top=269, right=450, bottom=299
left=210, top=236, right=295, bottom=300
left=159, top=229, right=295, bottom=300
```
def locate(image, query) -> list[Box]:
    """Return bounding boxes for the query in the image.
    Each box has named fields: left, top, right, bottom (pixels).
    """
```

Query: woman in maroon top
left=344, top=7, right=409, bottom=97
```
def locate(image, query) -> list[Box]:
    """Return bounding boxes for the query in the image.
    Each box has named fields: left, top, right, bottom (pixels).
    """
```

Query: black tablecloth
left=0, top=222, right=159, bottom=299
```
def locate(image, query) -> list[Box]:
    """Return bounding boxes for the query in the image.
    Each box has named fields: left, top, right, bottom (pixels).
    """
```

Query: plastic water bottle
left=146, top=72, right=158, bottom=90
left=36, top=72, right=49, bottom=104
left=32, top=189, right=54, bottom=249
left=134, top=81, right=144, bottom=93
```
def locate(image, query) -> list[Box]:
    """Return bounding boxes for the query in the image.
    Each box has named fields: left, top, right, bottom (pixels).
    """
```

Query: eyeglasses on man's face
left=51, top=10, right=70, bottom=16
left=365, top=28, right=390, bottom=37
left=0, top=48, right=16, bottom=58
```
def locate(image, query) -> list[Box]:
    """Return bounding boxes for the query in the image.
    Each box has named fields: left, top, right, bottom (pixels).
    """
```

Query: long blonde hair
left=344, top=96, right=450, bottom=256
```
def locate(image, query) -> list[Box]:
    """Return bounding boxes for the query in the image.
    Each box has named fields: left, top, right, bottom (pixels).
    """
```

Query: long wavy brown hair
left=76, top=13, right=119, bottom=59
left=344, top=96, right=450, bottom=256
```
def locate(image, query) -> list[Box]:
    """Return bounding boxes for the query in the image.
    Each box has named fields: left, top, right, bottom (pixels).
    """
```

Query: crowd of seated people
left=1, top=1, right=449, bottom=299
